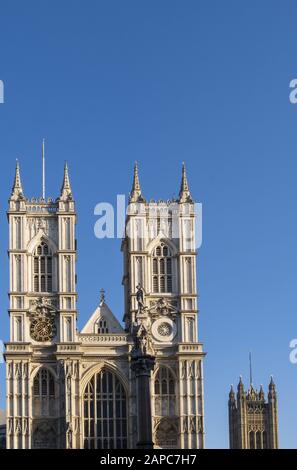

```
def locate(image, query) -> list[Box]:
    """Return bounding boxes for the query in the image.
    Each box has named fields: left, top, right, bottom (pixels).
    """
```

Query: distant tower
left=228, top=376, right=279, bottom=449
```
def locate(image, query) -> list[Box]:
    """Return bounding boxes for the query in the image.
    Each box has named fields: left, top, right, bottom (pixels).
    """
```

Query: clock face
left=152, top=318, right=177, bottom=342
left=157, top=322, right=173, bottom=337
left=30, top=318, right=56, bottom=342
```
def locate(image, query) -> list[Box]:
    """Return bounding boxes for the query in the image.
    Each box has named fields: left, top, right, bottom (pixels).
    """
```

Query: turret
left=60, top=161, right=73, bottom=201
left=237, top=376, right=245, bottom=399
left=179, top=162, right=193, bottom=203
left=268, top=376, right=276, bottom=400
left=129, top=162, right=145, bottom=203
left=259, top=385, right=265, bottom=401
left=10, top=160, right=24, bottom=201
left=229, top=384, right=235, bottom=402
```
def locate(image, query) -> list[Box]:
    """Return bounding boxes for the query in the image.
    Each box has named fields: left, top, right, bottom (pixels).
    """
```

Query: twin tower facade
left=5, top=161, right=205, bottom=449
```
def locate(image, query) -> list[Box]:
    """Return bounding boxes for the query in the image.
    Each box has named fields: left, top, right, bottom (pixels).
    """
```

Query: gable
left=80, top=301, right=124, bottom=334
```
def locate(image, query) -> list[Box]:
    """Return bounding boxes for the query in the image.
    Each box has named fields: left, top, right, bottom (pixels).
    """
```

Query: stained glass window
left=83, top=370, right=127, bottom=449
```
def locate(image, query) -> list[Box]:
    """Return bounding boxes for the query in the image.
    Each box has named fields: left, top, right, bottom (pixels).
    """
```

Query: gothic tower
left=5, top=159, right=205, bottom=449
left=122, top=163, right=205, bottom=449
left=228, top=377, right=279, bottom=449
left=5, top=160, right=78, bottom=449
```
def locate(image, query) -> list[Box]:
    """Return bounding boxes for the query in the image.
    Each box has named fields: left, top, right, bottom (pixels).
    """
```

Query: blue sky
left=0, top=0, right=297, bottom=448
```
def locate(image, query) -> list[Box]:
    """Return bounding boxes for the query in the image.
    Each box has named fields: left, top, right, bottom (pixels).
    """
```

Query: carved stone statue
left=131, top=323, right=154, bottom=357
left=136, top=284, right=145, bottom=312
left=138, top=328, right=148, bottom=355
left=66, top=423, right=73, bottom=449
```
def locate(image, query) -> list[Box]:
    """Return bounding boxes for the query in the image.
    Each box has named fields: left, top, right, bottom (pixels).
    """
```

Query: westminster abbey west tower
left=5, top=160, right=205, bottom=449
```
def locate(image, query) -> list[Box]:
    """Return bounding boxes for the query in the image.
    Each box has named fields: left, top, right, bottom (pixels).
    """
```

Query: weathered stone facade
left=5, top=161, right=205, bottom=449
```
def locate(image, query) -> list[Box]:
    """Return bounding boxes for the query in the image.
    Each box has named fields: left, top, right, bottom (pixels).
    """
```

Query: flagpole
left=42, top=138, right=45, bottom=199
left=249, top=351, right=253, bottom=386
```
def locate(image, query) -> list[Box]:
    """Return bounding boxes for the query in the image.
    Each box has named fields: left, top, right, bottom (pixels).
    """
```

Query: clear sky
left=0, top=0, right=297, bottom=448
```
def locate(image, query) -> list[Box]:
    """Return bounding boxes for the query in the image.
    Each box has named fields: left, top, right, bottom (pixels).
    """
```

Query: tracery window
left=249, top=431, right=255, bottom=449
left=249, top=430, right=266, bottom=449
left=154, top=367, right=176, bottom=416
left=83, top=369, right=127, bottom=449
left=152, top=243, right=173, bottom=293
left=263, top=431, right=267, bottom=449
left=33, top=368, right=55, bottom=417
left=96, top=318, right=109, bottom=334
left=33, top=242, right=53, bottom=293
left=256, top=431, right=262, bottom=449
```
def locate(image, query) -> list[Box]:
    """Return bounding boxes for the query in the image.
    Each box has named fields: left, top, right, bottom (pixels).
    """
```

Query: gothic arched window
left=33, top=242, right=53, bottom=293
left=263, top=431, right=267, bottom=449
left=249, top=431, right=255, bottom=449
left=83, top=369, right=127, bottom=449
left=33, top=368, right=55, bottom=417
left=152, top=243, right=173, bottom=293
left=96, top=318, right=109, bottom=334
left=256, top=431, right=262, bottom=449
left=154, top=367, right=176, bottom=416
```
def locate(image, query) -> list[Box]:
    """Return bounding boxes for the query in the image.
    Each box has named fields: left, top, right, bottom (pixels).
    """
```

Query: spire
left=60, top=161, right=72, bottom=200
left=259, top=384, right=265, bottom=400
left=179, top=162, right=193, bottom=203
left=237, top=375, right=244, bottom=395
left=11, top=159, right=24, bottom=199
left=229, top=384, right=235, bottom=400
left=268, top=375, right=276, bottom=400
left=129, top=162, right=144, bottom=203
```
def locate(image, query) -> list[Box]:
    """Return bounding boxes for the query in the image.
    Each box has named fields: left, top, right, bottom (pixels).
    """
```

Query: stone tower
left=5, top=160, right=78, bottom=449
left=122, top=163, right=205, bottom=449
left=5, top=160, right=205, bottom=449
left=228, top=377, right=279, bottom=449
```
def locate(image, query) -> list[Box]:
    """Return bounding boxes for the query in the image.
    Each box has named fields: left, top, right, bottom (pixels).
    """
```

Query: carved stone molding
left=154, top=417, right=179, bottom=447
left=148, top=298, right=178, bottom=320
left=27, top=217, right=58, bottom=242
left=79, top=334, right=127, bottom=343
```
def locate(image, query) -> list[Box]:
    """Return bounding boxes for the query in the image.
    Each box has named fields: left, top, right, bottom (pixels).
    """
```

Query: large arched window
left=33, top=242, right=53, bottom=293
left=152, top=243, right=173, bottom=293
left=83, top=369, right=127, bottom=449
left=154, top=367, right=176, bottom=416
left=33, top=368, right=55, bottom=417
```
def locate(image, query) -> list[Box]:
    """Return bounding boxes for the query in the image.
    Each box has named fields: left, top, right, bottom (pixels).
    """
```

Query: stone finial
left=179, top=162, right=193, bottom=203
left=129, top=162, right=144, bottom=202
left=11, top=159, right=24, bottom=199
left=100, top=288, right=105, bottom=304
left=60, top=161, right=72, bottom=200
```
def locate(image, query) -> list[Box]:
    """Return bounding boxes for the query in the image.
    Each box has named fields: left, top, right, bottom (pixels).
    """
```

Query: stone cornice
left=79, top=334, right=128, bottom=344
